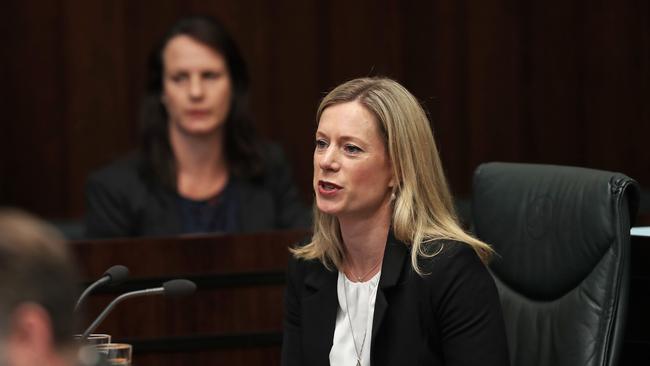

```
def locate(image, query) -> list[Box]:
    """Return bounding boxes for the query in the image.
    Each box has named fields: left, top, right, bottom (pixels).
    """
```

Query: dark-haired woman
left=84, top=16, right=309, bottom=238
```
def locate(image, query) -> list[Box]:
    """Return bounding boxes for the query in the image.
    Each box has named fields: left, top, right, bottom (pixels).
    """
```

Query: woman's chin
left=175, top=119, right=224, bottom=136
left=315, top=202, right=342, bottom=216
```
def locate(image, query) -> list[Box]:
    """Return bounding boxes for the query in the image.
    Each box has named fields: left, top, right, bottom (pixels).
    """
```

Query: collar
left=304, top=230, right=408, bottom=290
left=378, top=230, right=409, bottom=289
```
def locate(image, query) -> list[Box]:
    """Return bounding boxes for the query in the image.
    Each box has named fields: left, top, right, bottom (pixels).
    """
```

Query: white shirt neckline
left=329, top=271, right=381, bottom=366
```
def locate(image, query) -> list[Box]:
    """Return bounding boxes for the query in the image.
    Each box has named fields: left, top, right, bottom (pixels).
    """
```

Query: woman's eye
left=315, top=139, right=328, bottom=149
left=203, top=71, right=221, bottom=80
left=344, top=144, right=362, bottom=154
left=171, top=74, right=188, bottom=83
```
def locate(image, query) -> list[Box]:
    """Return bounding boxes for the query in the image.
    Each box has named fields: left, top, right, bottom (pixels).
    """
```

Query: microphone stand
left=81, top=287, right=163, bottom=340
left=75, top=277, right=110, bottom=312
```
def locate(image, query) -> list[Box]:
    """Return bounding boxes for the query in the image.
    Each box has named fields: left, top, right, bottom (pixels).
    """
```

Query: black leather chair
left=472, top=162, right=639, bottom=366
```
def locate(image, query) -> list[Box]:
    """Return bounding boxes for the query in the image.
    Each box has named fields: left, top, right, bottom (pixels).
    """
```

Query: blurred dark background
left=1, top=0, right=648, bottom=222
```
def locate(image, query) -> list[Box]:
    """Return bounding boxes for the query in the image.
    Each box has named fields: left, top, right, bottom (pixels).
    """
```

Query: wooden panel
left=72, top=230, right=308, bottom=366
left=1, top=0, right=67, bottom=216
left=62, top=0, right=133, bottom=216
left=581, top=1, right=650, bottom=181
left=134, top=348, right=281, bottom=366
left=84, top=287, right=284, bottom=337
left=1, top=0, right=648, bottom=219
left=261, top=0, right=320, bottom=203
left=461, top=1, right=530, bottom=199
left=73, top=231, right=301, bottom=276
left=401, top=1, right=470, bottom=195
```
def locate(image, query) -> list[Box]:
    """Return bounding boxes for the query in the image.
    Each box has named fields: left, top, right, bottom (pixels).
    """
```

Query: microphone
left=81, top=279, right=196, bottom=339
left=75, top=265, right=130, bottom=312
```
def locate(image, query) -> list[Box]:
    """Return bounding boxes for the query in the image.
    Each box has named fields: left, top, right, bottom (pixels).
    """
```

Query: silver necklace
left=342, top=275, right=373, bottom=366
left=347, top=259, right=382, bottom=282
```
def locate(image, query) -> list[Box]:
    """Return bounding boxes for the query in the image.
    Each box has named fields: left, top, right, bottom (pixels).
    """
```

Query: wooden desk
left=71, top=230, right=309, bottom=366
left=73, top=230, right=647, bottom=365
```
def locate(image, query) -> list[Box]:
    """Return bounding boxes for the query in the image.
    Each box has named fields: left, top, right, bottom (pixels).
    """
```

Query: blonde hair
left=292, top=77, right=493, bottom=274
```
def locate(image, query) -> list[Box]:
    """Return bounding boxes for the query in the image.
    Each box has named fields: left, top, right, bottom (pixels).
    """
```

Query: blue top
left=176, top=179, right=240, bottom=234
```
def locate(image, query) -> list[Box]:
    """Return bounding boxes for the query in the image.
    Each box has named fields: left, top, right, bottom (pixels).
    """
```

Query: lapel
left=371, top=232, right=408, bottom=348
left=301, top=261, right=339, bottom=366
left=299, top=234, right=409, bottom=365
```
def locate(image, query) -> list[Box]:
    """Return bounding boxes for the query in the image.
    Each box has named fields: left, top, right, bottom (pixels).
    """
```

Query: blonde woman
left=282, top=78, right=509, bottom=366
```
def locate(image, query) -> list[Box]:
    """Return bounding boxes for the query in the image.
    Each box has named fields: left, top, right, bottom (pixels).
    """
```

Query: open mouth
left=318, top=180, right=342, bottom=192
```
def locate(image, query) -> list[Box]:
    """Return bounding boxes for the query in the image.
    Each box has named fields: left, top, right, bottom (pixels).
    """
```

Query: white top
left=329, top=271, right=381, bottom=366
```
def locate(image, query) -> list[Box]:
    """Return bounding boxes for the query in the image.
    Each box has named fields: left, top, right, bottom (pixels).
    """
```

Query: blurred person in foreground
left=282, top=77, right=510, bottom=365
left=85, top=16, right=309, bottom=238
left=0, top=209, right=79, bottom=366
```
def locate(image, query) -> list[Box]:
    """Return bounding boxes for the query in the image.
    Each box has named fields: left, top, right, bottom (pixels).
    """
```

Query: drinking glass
left=74, top=333, right=111, bottom=345
left=94, top=343, right=132, bottom=366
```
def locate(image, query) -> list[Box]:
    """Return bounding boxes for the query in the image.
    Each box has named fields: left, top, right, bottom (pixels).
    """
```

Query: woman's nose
left=318, top=148, right=340, bottom=171
left=189, top=76, right=204, bottom=99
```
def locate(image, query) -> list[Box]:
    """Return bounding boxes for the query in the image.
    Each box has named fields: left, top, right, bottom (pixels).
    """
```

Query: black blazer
left=282, top=235, right=510, bottom=366
left=84, top=143, right=310, bottom=238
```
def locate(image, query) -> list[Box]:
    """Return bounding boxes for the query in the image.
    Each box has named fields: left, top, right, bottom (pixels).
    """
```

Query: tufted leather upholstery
left=472, top=162, right=639, bottom=366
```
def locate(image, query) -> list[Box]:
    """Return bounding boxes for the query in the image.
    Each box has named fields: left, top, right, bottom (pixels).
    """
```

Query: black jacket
left=84, top=143, right=310, bottom=238
left=282, top=235, right=510, bottom=366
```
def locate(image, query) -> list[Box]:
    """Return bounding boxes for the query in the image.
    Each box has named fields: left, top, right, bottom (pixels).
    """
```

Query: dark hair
left=140, top=15, right=263, bottom=187
left=0, top=209, right=78, bottom=346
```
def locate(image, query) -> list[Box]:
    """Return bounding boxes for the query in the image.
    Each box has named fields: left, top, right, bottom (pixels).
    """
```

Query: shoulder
left=416, top=239, right=490, bottom=282
left=86, top=152, right=151, bottom=195
left=88, top=152, right=144, bottom=183
left=410, top=240, right=498, bottom=311
left=422, top=239, right=482, bottom=263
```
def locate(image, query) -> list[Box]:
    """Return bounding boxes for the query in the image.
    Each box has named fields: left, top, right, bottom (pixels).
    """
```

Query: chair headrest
left=472, top=162, right=639, bottom=300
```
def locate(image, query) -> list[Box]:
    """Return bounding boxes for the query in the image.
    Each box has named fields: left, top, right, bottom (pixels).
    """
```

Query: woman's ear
left=388, top=174, right=397, bottom=189
left=389, top=176, right=398, bottom=202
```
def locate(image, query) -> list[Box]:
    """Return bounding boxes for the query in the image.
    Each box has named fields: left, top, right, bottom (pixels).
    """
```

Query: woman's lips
left=186, top=109, right=210, bottom=117
left=318, top=180, right=342, bottom=196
